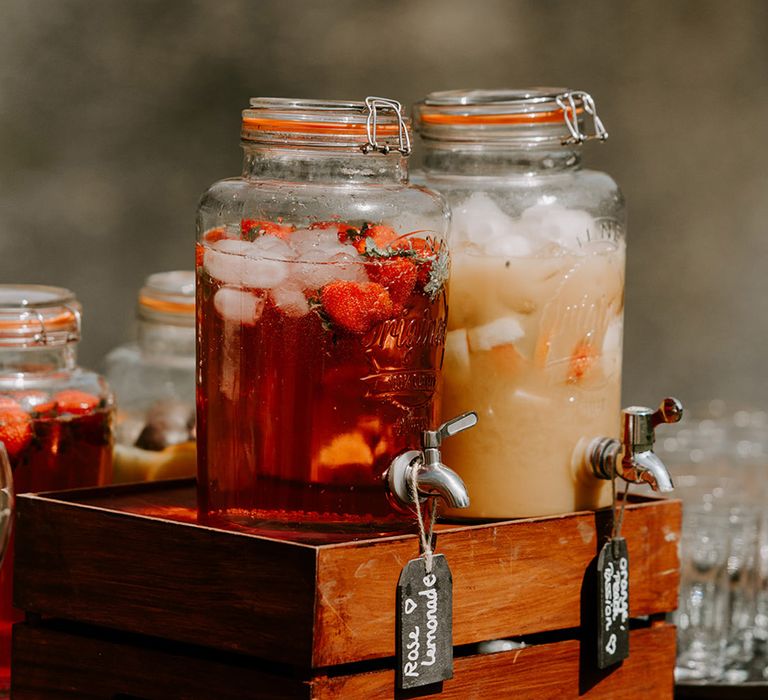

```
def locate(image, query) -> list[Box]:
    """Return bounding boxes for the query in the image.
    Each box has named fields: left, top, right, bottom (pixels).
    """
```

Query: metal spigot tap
left=387, top=412, right=478, bottom=509
left=588, top=397, right=683, bottom=492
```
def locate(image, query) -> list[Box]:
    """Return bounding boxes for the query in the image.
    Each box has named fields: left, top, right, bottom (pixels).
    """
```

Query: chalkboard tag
left=596, top=536, right=630, bottom=669
left=396, top=553, right=453, bottom=689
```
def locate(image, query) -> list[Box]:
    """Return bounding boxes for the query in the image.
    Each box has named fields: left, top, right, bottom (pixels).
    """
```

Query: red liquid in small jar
left=196, top=223, right=448, bottom=526
left=0, top=399, right=112, bottom=689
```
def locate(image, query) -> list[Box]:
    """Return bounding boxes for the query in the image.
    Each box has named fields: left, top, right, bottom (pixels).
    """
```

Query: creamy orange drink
left=441, top=194, right=624, bottom=518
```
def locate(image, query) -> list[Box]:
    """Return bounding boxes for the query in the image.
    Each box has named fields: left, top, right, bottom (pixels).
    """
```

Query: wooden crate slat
left=11, top=623, right=311, bottom=700
left=314, top=499, right=680, bottom=665
left=312, top=624, right=675, bottom=699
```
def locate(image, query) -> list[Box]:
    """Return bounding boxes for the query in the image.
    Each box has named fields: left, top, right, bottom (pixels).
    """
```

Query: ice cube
left=521, top=204, right=595, bottom=251
left=271, top=283, right=310, bottom=318
left=248, top=234, right=296, bottom=261
left=484, top=233, right=533, bottom=257
left=444, top=328, right=471, bottom=374
left=467, top=316, right=525, bottom=352
left=602, top=319, right=622, bottom=355
left=204, top=242, right=248, bottom=285
left=213, top=287, right=266, bottom=325
left=290, top=228, right=322, bottom=254
left=290, top=228, right=349, bottom=258
left=292, top=249, right=367, bottom=290
left=602, top=318, right=623, bottom=377
left=293, top=250, right=340, bottom=289
left=453, top=192, right=517, bottom=247
left=205, top=240, right=290, bottom=289
left=331, top=252, right=368, bottom=283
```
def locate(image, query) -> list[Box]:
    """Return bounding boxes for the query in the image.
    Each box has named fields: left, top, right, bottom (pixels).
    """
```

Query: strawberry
left=392, top=235, right=435, bottom=255
left=203, top=227, right=228, bottom=244
left=240, top=218, right=295, bottom=241
left=416, top=260, right=431, bottom=289
left=340, top=223, right=399, bottom=254
left=0, top=398, right=32, bottom=458
left=54, top=390, right=101, bottom=416
left=15, top=391, right=57, bottom=416
left=366, top=258, right=418, bottom=308
left=392, top=236, right=439, bottom=290
left=567, top=340, right=598, bottom=384
left=321, top=281, right=394, bottom=333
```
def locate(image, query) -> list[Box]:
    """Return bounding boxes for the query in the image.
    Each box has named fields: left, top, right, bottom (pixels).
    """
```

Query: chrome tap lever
left=588, top=397, right=683, bottom=493
left=424, top=412, right=479, bottom=449
left=387, top=412, right=477, bottom=510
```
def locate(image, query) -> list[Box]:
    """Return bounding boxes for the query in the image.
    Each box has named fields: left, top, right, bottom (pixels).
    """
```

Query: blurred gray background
left=0, top=0, right=765, bottom=408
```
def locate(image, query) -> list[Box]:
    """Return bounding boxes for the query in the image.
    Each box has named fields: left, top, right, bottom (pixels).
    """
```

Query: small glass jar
left=414, top=89, right=625, bottom=519
left=197, top=97, right=450, bottom=528
left=0, top=285, right=113, bottom=689
left=105, top=271, right=196, bottom=482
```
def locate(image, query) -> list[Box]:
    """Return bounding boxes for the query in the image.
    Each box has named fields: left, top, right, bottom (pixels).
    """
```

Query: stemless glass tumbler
left=196, top=97, right=450, bottom=527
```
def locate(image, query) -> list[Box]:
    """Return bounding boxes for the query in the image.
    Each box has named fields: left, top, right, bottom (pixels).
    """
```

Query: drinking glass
left=676, top=504, right=731, bottom=681
left=723, top=505, right=760, bottom=681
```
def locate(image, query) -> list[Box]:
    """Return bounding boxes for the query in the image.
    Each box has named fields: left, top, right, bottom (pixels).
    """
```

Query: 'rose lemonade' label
left=396, top=554, right=453, bottom=689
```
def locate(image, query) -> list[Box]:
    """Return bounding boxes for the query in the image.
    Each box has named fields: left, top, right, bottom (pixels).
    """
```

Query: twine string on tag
left=410, top=462, right=438, bottom=573
left=610, top=466, right=631, bottom=541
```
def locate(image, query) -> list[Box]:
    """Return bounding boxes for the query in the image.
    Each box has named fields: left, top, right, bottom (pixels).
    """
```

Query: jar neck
left=242, top=146, right=408, bottom=184
left=0, top=344, right=77, bottom=374
left=421, top=143, right=582, bottom=178
left=138, top=319, right=195, bottom=359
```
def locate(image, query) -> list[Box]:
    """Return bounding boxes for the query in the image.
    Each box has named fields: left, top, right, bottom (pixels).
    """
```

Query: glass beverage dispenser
left=196, top=97, right=468, bottom=528
left=414, top=89, right=679, bottom=519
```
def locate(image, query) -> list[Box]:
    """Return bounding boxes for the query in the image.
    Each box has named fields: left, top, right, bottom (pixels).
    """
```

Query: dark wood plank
left=14, top=496, right=318, bottom=666
left=312, top=624, right=676, bottom=699
left=11, top=623, right=310, bottom=699
left=314, top=499, right=681, bottom=665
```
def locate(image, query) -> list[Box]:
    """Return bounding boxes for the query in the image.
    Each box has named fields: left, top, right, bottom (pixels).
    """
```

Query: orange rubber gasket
left=139, top=295, right=194, bottom=316
left=0, top=309, right=76, bottom=331
left=418, top=106, right=582, bottom=126
left=242, top=117, right=402, bottom=135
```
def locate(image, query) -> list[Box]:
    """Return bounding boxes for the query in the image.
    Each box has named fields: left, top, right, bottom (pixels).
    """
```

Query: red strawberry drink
left=0, top=391, right=112, bottom=493
left=197, top=219, right=449, bottom=525
left=0, top=285, right=114, bottom=690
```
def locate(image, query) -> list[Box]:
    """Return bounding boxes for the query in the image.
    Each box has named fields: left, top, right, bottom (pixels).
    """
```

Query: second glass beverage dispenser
left=414, top=89, right=628, bottom=518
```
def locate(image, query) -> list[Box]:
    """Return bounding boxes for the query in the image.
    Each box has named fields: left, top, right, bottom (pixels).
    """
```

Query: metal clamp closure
left=362, top=96, right=411, bottom=156
left=555, top=90, right=608, bottom=145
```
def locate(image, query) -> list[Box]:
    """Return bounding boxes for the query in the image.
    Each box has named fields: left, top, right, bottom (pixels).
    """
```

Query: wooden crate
left=12, top=480, right=681, bottom=696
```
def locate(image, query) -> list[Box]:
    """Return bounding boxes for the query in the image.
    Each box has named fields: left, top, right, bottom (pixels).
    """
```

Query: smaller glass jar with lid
left=105, top=271, right=196, bottom=483
left=0, top=284, right=114, bottom=690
